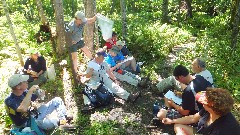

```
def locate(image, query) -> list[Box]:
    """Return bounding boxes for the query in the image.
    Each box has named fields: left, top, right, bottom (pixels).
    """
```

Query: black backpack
left=82, top=83, right=113, bottom=107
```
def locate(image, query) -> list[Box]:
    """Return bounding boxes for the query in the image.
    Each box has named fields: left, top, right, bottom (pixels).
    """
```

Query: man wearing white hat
left=68, top=11, right=97, bottom=72
left=5, top=74, right=73, bottom=130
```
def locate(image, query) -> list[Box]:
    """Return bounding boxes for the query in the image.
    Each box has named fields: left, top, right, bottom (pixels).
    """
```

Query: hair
left=95, top=48, right=106, bottom=57
left=112, top=31, right=117, bottom=37
left=196, top=58, right=206, bottom=68
left=206, top=87, right=234, bottom=116
left=173, top=65, right=189, bottom=77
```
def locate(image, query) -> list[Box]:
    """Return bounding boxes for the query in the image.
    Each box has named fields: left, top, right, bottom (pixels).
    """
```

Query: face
left=191, top=59, right=201, bottom=73
left=112, top=35, right=117, bottom=41
left=17, top=81, right=28, bottom=91
left=31, top=54, right=38, bottom=61
left=175, top=76, right=187, bottom=84
left=117, top=45, right=123, bottom=49
left=75, top=18, right=82, bottom=25
left=109, top=51, right=117, bottom=57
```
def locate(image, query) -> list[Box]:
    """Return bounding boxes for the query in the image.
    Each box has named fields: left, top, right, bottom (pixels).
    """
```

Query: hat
left=110, top=46, right=120, bottom=55
left=116, top=41, right=125, bottom=46
left=96, top=48, right=107, bottom=57
left=27, top=48, right=38, bottom=54
left=195, top=91, right=208, bottom=105
left=8, top=74, right=29, bottom=88
left=75, top=11, right=87, bottom=22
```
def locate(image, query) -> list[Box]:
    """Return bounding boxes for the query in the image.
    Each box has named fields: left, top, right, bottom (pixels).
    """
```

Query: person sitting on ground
left=68, top=11, right=97, bottom=72
left=104, top=46, right=142, bottom=86
left=115, top=40, right=130, bottom=57
left=104, top=31, right=117, bottom=51
left=153, top=58, right=214, bottom=94
left=80, top=48, right=140, bottom=109
left=162, top=87, right=240, bottom=135
left=5, top=74, right=73, bottom=131
left=156, top=65, right=213, bottom=121
left=23, top=49, right=47, bottom=88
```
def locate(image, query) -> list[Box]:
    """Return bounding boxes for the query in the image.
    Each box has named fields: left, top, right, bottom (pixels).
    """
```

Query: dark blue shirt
left=5, top=90, right=38, bottom=126
left=24, top=56, right=46, bottom=73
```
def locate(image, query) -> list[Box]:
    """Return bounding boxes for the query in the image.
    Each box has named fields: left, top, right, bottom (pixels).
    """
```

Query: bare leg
left=174, top=124, right=194, bottom=135
left=124, top=58, right=137, bottom=71
left=81, top=46, right=93, bottom=59
left=71, top=52, right=78, bottom=72
left=164, top=97, right=171, bottom=108
left=157, top=108, right=168, bottom=120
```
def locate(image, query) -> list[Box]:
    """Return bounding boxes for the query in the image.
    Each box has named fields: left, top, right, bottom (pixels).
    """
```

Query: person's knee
left=157, top=109, right=166, bottom=120
left=52, top=97, right=63, bottom=103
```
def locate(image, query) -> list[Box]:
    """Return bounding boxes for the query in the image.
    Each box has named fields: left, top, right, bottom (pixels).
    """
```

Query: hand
left=162, top=118, right=173, bottom=124
left=116, top=63, right=122, bottom=68
left=167, top=99, right=174, bottom=106
left=27, top=69, right=31, bottom=74
left=114, top=80, right=121, bottom=85
left=31, top=71, right=38, bottom=76
left=174, top=91, right=182, bottom=98
left=72, top=41, right=77, bottom=44
left=29, top=85, right=39, bottom=93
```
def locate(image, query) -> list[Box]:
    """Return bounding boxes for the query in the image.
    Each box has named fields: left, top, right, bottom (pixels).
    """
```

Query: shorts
left=166, top=109, right=182, bottom=119
left=69, top=40, right=85, bottom=53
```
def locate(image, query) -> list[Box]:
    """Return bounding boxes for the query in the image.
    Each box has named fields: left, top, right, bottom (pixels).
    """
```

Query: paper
left=96, top=14, right=114, bottom=41
left=120, top=56, right=134, bottom=65
left=164, top=90, right=182, bottom=105
left=88, top=61, right=100, bottom=71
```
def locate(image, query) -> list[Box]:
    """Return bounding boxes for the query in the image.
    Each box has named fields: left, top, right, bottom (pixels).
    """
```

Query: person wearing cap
left=68, top=11, right=97, bottom=72
left=104, top=46, right=141, bottom=86
left=162, top=87, right=240, bottom=135
left=115, top=40, right=130, bottom=57
left=80, top=48, right=140, bottom=108
left=153, top=58, right=214, bottom=94
left=5, top=74, right=73, bottom=130
left=156, top=65, right=212, bottom=121
left=24, top=49, right=47, bottom=88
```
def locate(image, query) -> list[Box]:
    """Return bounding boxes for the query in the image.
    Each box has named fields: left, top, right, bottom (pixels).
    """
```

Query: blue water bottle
left=153, top=101, right=160, bottom=116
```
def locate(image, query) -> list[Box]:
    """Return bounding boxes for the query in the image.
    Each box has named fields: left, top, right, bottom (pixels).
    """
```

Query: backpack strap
left=189, top=82, right=199, bottom=111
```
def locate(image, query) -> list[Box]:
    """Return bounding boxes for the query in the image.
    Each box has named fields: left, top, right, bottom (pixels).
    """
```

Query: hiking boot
left=128, top=91, right=141, bottom=102
left=138, top=79, right=148, bottom=88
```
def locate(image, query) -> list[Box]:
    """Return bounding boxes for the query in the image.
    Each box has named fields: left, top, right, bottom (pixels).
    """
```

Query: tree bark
left=35, top=0, right=48, bottom=25
left=120, top=0, right=127, bottom=41
left=231, top=0, right=240, bottom=50
left=185, top=0, right=193, bottom=18
left=230, top=0, right=240, bottom=27
left=83, top=0, right=96, bottom=52
left=53, top=0, right=65, bottom=55
left=161, top=0, right=169, bottom=23
left=2, top=0, right=24, bottom=66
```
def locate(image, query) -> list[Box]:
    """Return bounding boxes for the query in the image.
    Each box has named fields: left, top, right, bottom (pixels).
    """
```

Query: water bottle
left=153, top=100, right=160, bottom=116
left=35, top=89, right=45, bottom=101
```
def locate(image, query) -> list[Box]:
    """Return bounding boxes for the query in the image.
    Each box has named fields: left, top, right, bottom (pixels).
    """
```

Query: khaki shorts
left=156, top=76, right=181, bottom=93
left=69, top=40, right=85, bottom=53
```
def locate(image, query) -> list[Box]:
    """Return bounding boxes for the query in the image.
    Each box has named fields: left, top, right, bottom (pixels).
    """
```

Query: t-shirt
left=104, top=39, right=116, bottom=50
left=86, top=59, right=111, bottom=83
left=114, top=52, right=124, bottom=62
left=196, top=70, right=214, bottom=86
left=24, top=56, right=46, bottom=73
left=182, top=75, right=212, bottom=115
left=197, top=109, right=240, bottom=135
left=68, top=20, right=87, bottom=42
left=121, top=46, right=130, bottom=56
left=104, top=54, right=117, bottom=67
left=5, top=90, right=38, bottom=126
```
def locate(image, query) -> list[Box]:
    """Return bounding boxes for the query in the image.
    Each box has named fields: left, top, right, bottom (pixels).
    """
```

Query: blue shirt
left=104, top=54, right=116, bottom=67
left=5, top=90, right=38, bottom=126
left=113, top=51, right=124, bottom=62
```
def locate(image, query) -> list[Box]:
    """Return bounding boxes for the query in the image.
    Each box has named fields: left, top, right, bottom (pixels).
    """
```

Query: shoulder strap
left=189, top=82, right=199, bottom=111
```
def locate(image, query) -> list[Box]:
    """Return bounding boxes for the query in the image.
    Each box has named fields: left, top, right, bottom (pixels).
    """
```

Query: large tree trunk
left=2, top=0, right=24, bottom=66
left=53, top=0, right=65, bottom=55
left=161, top=0, right=169, bottom=23
left=185, top=0, right=193, bottom=18
left=120, top=0, right=127, bottom=41
left=35, top=0, right=48, bottom=25
left=231, top=0, right=240, bottom=50
left=83, top=0, right=96, bottom=52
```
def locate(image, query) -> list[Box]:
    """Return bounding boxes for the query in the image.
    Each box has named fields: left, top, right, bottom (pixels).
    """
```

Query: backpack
left=82, top=83, right=113, bottom=107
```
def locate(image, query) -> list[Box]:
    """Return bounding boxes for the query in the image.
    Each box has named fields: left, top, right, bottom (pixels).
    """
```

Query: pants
left=113, top=70, right=141, bottom=86
left=28, top=72, right=47, bottom=88
left=156, top=76, right=181, bottom=93
left=36, top=97, right=67, bottom=130
left=83, top=79, right=130, bottom=105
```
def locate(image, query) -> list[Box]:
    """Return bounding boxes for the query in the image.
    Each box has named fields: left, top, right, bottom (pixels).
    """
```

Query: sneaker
left=59, top=124, right=76, bottom=131
left=81, top=105, right=95, bottom=113
left=137, top=62, right=144, bottom=66
left=128, top=91, right=141, bottom=102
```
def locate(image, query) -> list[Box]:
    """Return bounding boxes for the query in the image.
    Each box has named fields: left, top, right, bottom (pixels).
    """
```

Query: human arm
left=87, top=15, right=97, bottom=24
left=167, top=99, right=190, bottom=116
left=162, top=112, right=201, bottom=125
left=16, top=85, right=39, bottom=113
left=107, top=67, right=120, bottom=85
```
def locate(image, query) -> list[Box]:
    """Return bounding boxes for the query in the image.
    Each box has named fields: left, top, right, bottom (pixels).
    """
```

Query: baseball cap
left=116, top=41, right=125, bottom=46
left=110, top=46, right=120, bottom=55
left=8, top=74, right=29, bottom=88
left=195, top=91, right=208, bottom=105
left=27, top=48, right=38, bottom=54
left=96, top=48, right=107, bottom=57
left=75, top=11, right=87, bottom=22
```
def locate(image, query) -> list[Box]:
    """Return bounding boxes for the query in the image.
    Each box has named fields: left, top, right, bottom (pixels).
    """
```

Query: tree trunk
left=231, top=0, right=240, bottom=50
left=35, top=0, right=48, bottom=25
left=120, top=0, right=127, bottom=41
left=2, top=0, right=24, bottom=66
left=110, top=0, right=115, bottom=14
left=185, top=0, right=193, bottom=18
left=83, top=0, right=96, bottom=52
left=230, top=0, right=240, bottom=27
left=53, top=0, right=65, bottom=55
left=161, top=0, right=169, bottom=23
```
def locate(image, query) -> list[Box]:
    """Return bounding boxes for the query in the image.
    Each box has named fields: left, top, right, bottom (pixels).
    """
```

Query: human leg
left=81, top=46, right=93, bottom=59
left=174, top=124, right=194, bottom=135
left=71, top=52, right=78, bottom=72
left=124, top=58, right=137, bottom=72
left=156, top=76, right=181, bottom=93
left=113, top=71, right=139, bottom=86
left=156, top=108, right=168, bottom=120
